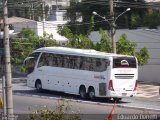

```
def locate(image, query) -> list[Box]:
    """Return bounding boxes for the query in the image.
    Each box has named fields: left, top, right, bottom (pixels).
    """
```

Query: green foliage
left=66, top=0, right=110, bottom=34
left=135, top=47, right=150, bottom=66
left=96, top=28, right=112, bottom=52
left=78, top=34, right=94, bottom=49
left=60, top=26, right=75, bottom=40
left=116, top=34, right=136, bottom=55
left=29, top=100, right=81, bottom=120
left=21, top=28, right=36, bottom=38
left=87, top=16, right=95, bottom=35
left=8, top=0, right=49, bottom=21
left=20, top=66, right=28, bottom=73
left=65, top=34, right=94, bottom=49
left=11, top=28, right=59, bottom=66
left=143, top=12, right=160, bottom=29
left=130, top=14, right=141, bottom=29
left=60, top=26, right=95, bottom=49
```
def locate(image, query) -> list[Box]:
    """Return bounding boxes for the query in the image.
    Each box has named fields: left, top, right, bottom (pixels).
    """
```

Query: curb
left=0, top=78, right=27, bottom=83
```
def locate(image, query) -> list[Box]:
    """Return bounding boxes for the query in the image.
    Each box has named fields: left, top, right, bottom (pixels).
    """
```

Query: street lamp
left=93, top=8, right=131, bottom=53
left=115, top=8, right=131, bottom=23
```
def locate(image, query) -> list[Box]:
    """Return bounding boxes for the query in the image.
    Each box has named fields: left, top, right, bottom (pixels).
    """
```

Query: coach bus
left=24, top=47, right=138, bottom=101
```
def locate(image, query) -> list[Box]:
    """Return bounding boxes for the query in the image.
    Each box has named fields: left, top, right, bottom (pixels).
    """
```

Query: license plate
left=122, top=93, right=127, bottom=96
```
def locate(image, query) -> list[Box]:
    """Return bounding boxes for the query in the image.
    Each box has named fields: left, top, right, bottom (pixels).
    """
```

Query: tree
left=130, top=14, right=141, bottom=29
left=11, top=28, right=59, bottom=66
left=66, top=0, right=148, bottom=33
left=143, top=12, right=160, bottom=29
left=136, top=47, right=150, bottom=66
left=96, top=28, right=112, bottom=53
left=116, top=33, right=150, bottom=66
left=116, top=34, right=136, bottom=55
left=8, top=0, right=49, bottom=21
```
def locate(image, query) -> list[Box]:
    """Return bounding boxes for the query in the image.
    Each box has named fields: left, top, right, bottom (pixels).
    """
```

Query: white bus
left=24, top=47, right=138, bottom=101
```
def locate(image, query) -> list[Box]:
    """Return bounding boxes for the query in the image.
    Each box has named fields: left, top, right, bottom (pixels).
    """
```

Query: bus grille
left=115, top=74, right=134, bottom=79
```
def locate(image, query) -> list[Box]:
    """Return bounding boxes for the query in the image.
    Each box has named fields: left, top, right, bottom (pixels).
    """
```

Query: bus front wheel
left=79, top=86, right=87, bottom=100
left=35, top=80, right=42, bottom=91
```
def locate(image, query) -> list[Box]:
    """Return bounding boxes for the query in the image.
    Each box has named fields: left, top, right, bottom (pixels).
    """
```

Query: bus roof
left=34, top=47, right=134, bottom=58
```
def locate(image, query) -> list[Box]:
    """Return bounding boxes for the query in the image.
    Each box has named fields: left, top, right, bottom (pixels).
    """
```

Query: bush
left=143, top=12, right=160, bottom=29
left=28, top=100, right=82, bottom=120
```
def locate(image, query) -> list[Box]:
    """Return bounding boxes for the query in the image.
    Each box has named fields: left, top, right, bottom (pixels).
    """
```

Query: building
left=0, top=17, right=68, bottom=44
left=45, top=0, right=70, bottom=21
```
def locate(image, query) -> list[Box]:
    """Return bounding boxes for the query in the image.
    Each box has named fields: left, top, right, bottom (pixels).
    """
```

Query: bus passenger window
left=61, top=55, right=64, bottom=67
left=53, top=55, right=60, bottom=67
left=69, top=56, right=75, bottom=69
left=96, top=58, right=108, bottom=72
left=52, top=55, right=58, bottom=67
left=89, top=58, right=95, bottom=71
left=79, top=57, right=85, bottom=70
left=96, top=59, right=102, bottom=67
left=64, top=56, right=69, bottom=68
left=48, top=54, right=53, bottom=66
left=74, top=57, right=80, bottom=69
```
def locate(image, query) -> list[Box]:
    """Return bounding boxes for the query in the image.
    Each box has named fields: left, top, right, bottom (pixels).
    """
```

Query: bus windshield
left=24, top=52, right=40, bottom=74
left=113, top=56, right=137, bottom=68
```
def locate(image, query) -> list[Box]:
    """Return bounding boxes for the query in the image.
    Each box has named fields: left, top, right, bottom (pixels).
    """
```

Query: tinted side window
left=95, top=58, right=109, bottom=72
left=37, top=52, right=110, bottom=72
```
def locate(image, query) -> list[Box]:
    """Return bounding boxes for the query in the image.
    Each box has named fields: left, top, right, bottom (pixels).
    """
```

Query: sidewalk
left=137, top=83, right=160, bottom=99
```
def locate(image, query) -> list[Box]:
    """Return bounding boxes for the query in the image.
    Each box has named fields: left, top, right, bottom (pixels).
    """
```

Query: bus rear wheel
left=79, top=86, right=87, bottom=100
left=88, top=88, right=95, bottom=100
left=35, top=80, right=42, bottom=91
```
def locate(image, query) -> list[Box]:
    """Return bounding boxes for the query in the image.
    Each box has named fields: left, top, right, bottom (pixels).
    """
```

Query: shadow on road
left=13, top=89, right=130, bottom=104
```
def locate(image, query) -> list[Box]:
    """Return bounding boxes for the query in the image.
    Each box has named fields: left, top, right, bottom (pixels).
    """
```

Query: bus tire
left=88, top=87, right=95, bottom=100
left=79, top=86, right=87, bottom=100
left=35, top=80, right=42, bottom=91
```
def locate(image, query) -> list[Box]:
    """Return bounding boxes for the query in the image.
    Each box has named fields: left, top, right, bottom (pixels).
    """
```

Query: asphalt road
left=1, top=83, right=160, bottom=109
left=0, top=83, right=160, bottom=120
left=0, top=72, right=27, bottom=78
left=10, top=95, right=159, bottom=120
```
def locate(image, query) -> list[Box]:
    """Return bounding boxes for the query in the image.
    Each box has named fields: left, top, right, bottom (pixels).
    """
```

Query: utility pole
left=3, top=0, right=14, bottom=119
left=109, top=0, right=116, bottom=53
left=42, top=0, right=45, bottom=36
left=31, top=3, right=34, bottom=20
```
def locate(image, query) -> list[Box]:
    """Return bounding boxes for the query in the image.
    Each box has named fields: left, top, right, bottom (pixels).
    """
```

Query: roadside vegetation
left=28, top=100, right=82, bottom=120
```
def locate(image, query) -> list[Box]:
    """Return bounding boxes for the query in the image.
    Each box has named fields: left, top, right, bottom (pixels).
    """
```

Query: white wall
left=14, top=21, right=38, bottom=34
left=13, top=21, right=68, bottom=44
left=49, top=10, right=67, bottom=21
left=45, top=0, right=70, bottom=7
